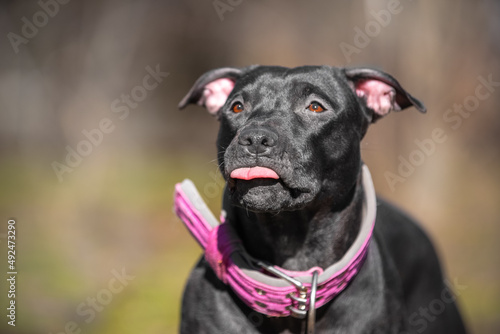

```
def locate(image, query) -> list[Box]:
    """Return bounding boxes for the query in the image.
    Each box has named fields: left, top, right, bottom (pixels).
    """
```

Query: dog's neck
left=225, top=171, right=364, bottom=271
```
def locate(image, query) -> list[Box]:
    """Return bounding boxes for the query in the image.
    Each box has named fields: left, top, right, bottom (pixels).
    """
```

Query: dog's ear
left=344, top=67, right=426, bottom=122
left=178, top=67, right=243, bottom=116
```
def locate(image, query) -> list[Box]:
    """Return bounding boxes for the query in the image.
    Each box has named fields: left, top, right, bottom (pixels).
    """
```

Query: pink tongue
left=230, top=167, right=279, bottom=180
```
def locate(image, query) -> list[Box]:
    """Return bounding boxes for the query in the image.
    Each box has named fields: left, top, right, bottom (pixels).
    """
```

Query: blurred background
left=0, top=0, right=499, bottom=333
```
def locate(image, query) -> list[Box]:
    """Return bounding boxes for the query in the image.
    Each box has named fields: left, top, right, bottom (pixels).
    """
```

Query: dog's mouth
left=228, top=166, right=309, bottom=195
left=227, top=166, right=281, bottom=196
left=227, top=165, right=313, bottom=211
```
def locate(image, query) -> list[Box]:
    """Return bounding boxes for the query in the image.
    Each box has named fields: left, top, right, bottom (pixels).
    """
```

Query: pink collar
left=174, top=165, right=377, bottom=318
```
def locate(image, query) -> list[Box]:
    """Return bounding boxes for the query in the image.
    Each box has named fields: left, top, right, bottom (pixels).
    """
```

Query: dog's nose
left=238, top=127, right=278, bottom=155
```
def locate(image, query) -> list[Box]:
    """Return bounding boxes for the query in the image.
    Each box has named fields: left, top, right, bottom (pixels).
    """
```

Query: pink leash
left=174, top=165, right=377, bottom=331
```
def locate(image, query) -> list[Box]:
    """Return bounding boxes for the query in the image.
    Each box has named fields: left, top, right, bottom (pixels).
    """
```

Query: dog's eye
left=307, top=102, right=325, bottom=112
left=232, top=102, right=244, bottom=113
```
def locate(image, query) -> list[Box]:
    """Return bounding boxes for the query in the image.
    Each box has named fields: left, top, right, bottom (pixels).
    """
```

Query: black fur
left=178, top=65, right=466, bottom=333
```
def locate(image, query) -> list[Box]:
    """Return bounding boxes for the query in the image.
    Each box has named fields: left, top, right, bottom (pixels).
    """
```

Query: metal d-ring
left=256, top=261, right=309, bottom=318
left=256, top=261, right=320, bottom=327
left=307, top=270, right=319, bottom=334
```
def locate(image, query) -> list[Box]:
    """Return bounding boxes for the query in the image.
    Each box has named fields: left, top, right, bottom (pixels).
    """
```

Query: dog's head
left=179, top=66, right=425, bottom=212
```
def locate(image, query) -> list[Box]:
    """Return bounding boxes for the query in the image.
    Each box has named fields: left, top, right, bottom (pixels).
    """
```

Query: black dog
left=177, top=66, right=466, bottom=333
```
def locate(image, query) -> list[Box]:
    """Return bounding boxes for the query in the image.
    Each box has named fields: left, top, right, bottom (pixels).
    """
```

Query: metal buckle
left=256, top=261, right=320, bottom=327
